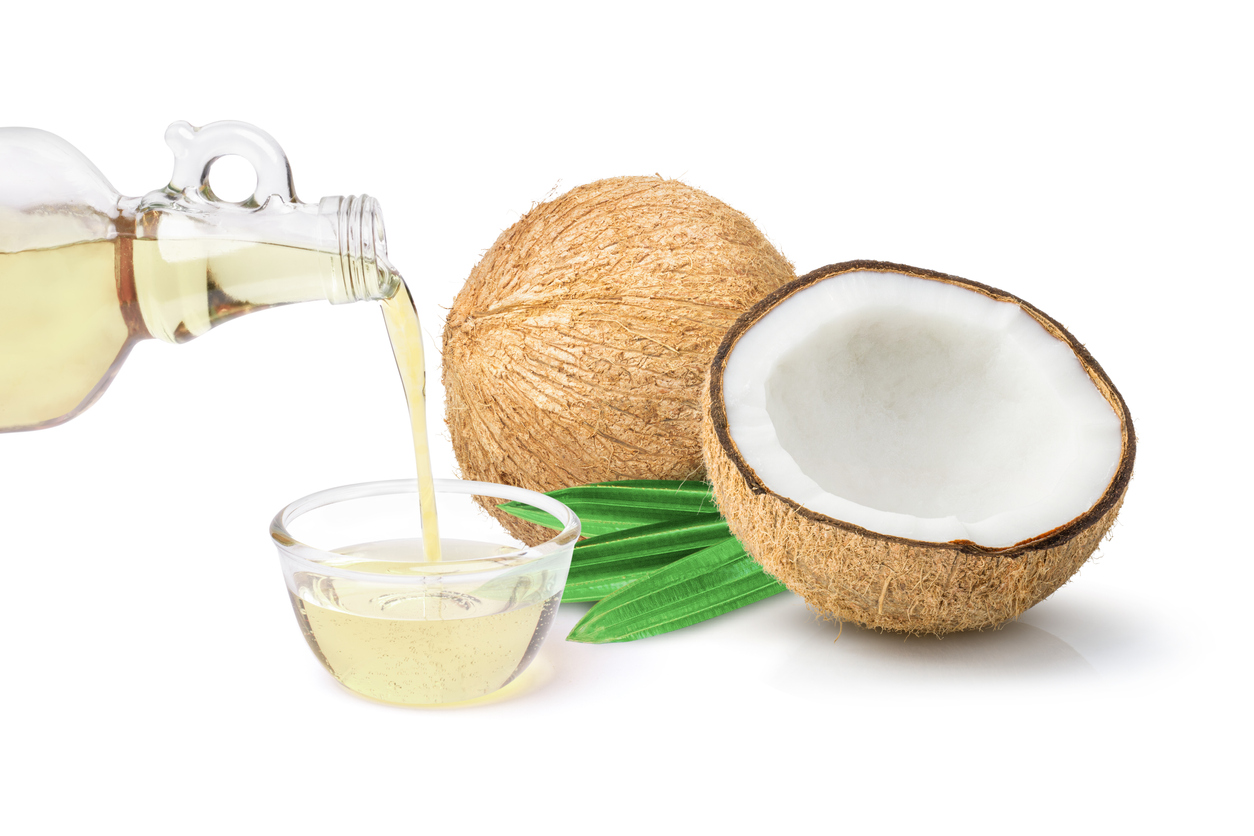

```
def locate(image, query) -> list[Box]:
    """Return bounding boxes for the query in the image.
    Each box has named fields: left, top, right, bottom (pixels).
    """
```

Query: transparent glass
left=0, top=120, right=400, bottom=432
left=271, top=479, right=580, bottom=706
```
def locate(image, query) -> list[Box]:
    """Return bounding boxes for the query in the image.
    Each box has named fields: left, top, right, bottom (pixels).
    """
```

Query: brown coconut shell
left=701, top=260, right=1136, bottom=634
left=444, top=176, right=795, bottom=543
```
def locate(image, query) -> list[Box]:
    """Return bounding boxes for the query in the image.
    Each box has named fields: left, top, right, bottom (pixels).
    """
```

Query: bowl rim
left=270, top=478, right=580, bottom=582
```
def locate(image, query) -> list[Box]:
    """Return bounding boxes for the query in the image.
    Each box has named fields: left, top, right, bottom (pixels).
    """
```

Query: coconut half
left=702, top=260, right=1135, bottom=633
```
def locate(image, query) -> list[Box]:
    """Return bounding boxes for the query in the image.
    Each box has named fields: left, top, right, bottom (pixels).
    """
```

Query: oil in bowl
left=272, top=480, right=579, bottom=707
left=290, top=539, right=560, bottom=705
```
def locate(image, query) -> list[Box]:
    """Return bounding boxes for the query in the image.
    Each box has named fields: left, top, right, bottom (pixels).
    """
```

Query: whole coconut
left=443, top=176, right=794, bottom=543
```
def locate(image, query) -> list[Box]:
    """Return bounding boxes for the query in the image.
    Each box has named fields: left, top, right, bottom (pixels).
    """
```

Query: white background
left=2, top=1, right=1250, bottom=833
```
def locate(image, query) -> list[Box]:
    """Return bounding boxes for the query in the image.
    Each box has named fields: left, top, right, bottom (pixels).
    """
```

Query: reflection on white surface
left=772, top=617, right=1096, bottom=696
left=673, top=590, right=1172, bottom=701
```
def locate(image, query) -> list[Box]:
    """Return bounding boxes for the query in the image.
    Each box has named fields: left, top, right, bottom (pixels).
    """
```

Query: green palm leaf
left=561, top=513, right=731, bottom=602
left=496, top=480, right=716, bottom=538
left=567, top=538, right=788, bottom=643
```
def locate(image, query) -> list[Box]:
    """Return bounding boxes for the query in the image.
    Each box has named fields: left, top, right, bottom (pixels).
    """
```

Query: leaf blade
left=569, top=513, right=730, bottom=569
left=566, top=538, right=789, bottom=643
left=496, top=480, right=718, bottom=537
left=560, top=513, right=731, bottom=602
left=561, top=573, right=655, bottom=603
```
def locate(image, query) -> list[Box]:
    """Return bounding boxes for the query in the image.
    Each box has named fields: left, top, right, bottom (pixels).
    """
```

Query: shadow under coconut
left=771, top=614, right=1097, bottom=696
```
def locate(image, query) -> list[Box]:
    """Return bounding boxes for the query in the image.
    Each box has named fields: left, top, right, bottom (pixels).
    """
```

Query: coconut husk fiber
left=701, top=260, right=1136, bottom=634
left=444, top=176, right=795, bottom=543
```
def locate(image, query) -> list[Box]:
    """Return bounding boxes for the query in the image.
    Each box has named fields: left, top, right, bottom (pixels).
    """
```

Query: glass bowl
left=270, top=479, right=579, bottom=705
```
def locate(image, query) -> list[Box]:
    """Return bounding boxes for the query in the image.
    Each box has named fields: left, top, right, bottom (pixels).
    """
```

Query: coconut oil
left=0, top=242, right=135, bottom=430
left=381, top=281, right=442, bottom=562
left=289, top=538, right=559, bottom=704
left=0, top=235, right=358, bottom=431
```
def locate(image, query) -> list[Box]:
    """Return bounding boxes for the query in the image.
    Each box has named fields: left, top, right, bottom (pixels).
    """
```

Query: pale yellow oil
left=290, top=538, right=559, bottom=705
left=129, top=237, right=338, bottom=343
left=381, top=282, right=442, bottom=562
left=0, top=235, right=342, bottom=431
left=0, top=242, right=135, bottom=430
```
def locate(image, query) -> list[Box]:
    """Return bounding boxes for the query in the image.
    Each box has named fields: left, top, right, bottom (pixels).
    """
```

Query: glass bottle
left=0, top=120, right=400, bottom=432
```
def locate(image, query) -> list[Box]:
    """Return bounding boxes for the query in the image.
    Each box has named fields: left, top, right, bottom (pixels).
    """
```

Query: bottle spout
left=324, top=194, right=401, bottom=304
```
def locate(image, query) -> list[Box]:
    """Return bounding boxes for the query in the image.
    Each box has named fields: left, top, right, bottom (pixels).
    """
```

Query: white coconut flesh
left=721, top=270, right=1124, bottom=548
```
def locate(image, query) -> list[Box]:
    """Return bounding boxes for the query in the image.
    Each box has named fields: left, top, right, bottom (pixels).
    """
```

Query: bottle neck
left=321, top=194, right=400, bottom=305
left=130, top=193, right=400, bottom=344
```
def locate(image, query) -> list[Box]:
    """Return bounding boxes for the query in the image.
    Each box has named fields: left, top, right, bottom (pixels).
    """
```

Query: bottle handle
left=164, top=120, right=297, bottom=206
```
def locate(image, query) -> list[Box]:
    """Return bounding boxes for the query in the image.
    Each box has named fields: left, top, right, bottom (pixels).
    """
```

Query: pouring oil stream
left=380, top=275, right=442, bottom=562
